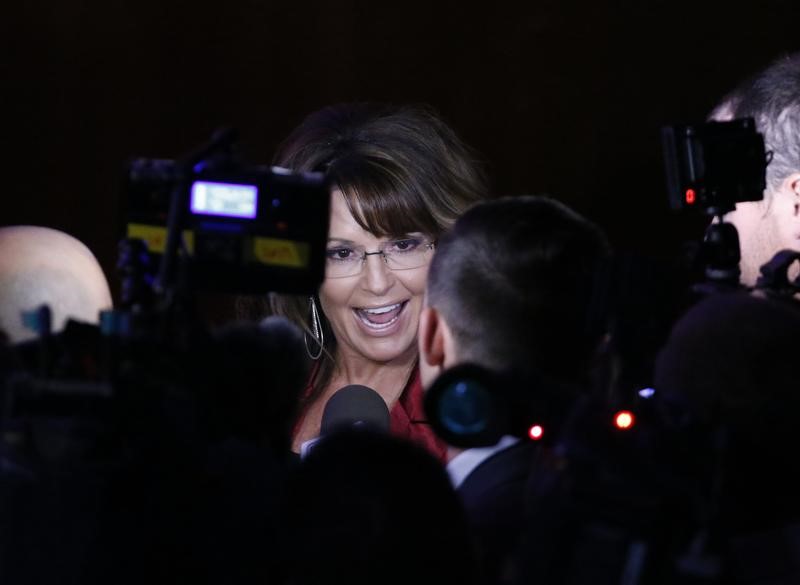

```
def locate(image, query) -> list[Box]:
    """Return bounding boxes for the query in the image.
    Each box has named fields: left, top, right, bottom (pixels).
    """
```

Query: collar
left=446, top=435, right=520, bottom=489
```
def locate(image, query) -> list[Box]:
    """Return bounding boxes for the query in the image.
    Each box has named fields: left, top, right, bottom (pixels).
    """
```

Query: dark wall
left=6, top=0, right=800, bottom=301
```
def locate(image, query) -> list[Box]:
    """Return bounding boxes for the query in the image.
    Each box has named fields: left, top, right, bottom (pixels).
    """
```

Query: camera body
left=662, top=117, right=766, bottom=216
left=126, top=156, right=330, bottom=295
left=0, top=131, right=331, bottom=462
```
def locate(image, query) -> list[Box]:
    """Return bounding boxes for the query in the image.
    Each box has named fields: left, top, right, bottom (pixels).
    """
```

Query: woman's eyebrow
left=327, top=237, right=359, bottom=245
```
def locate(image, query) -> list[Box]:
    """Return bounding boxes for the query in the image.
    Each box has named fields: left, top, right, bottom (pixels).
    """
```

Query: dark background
left=5, top=0, right=799, bottom=308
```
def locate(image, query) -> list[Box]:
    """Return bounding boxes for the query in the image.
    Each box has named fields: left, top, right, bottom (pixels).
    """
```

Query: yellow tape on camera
left=126, top=224, right=194, bottom=254
left=252, top=237, right=310, bottom=268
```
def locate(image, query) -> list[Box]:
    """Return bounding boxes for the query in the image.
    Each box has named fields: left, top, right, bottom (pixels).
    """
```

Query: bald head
left=0, top=226, right=112, bottom=343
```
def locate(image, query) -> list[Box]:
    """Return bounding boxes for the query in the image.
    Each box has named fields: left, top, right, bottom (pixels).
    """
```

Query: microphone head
left=320, top=385, right=390, bottom=435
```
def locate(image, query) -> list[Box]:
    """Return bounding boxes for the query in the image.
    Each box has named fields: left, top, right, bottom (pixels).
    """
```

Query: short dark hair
left=426, top=195, right=611, bottom=382
left=727, top=52, right=800, bottom=193
left=268, top=103, right=488, bottom=400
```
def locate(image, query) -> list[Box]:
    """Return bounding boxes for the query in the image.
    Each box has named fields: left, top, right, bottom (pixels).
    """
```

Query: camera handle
left=117, top=238, right=155, bottom=311
left=155, top=127, right=239, bottom=300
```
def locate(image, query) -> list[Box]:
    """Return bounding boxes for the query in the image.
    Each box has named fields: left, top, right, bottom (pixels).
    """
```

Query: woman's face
left=319, top=190, right=431, bottom=365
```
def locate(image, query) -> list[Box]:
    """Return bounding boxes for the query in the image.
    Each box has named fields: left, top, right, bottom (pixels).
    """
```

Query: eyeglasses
left=325, top=236, right=436, bottom=278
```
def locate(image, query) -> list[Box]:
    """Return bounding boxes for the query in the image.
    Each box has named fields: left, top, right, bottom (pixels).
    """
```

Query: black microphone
left=321, top=385, right=390, bottom=434
left=301, top=385, right=390, bottom=458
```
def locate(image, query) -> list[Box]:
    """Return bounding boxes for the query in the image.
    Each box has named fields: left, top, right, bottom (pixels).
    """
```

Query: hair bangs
left=331, top=157, right=440, bottom=238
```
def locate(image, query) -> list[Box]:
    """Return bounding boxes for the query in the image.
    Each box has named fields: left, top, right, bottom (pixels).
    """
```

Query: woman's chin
left=350, top=331, right=419, bottom=365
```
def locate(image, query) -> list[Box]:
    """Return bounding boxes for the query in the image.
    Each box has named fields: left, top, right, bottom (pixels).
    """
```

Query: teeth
left=362, top=303, right=402, bottom=315
left=358, top=313, right=401, bottom=330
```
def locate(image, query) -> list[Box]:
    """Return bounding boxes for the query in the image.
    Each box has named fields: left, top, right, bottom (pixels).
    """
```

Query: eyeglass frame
left=324, top=236, right=436, bottom=279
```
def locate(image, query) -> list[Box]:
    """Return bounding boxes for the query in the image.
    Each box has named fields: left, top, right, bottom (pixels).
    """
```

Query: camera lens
left=438, top=379, right=493, bottom=436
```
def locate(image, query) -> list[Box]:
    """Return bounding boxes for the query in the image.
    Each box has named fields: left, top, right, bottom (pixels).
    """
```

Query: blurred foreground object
left=0, top=226, right=112, bottom=343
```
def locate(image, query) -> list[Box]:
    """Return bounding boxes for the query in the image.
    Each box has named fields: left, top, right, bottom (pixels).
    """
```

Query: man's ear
left=788, top=172, right=800, bottom=201
left=418, top=306, right=446, bottom=367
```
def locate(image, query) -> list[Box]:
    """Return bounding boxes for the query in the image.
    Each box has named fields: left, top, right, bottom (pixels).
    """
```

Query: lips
left=355, top=301, right=407, bottom=329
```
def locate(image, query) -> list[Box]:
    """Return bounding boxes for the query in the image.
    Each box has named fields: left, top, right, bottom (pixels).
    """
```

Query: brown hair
left=266, top=102, right=488, bottom=402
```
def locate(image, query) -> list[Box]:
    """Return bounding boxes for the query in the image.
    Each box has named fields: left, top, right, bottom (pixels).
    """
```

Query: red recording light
left=614, top=410, right=635, bottom=430
left=685, top=189, right=696, bottom=205
left=528, top=424, right=544, bottom=440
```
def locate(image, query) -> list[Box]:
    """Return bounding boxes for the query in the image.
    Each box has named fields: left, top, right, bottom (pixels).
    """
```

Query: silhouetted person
left=0, top=226, right=113, bottom=585
left=284, top=429, right=480, bottom=585
left=654, top=292, right=800, bottom=583
left=710, top=53, right=800, bottom=286
left=93, top=317, right=310, bottom=585
left=418, top=195, right=612, bottom=583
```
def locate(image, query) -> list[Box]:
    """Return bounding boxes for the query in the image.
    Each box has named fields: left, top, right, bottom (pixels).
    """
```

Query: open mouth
left=355, top=301, right=408, bottom=330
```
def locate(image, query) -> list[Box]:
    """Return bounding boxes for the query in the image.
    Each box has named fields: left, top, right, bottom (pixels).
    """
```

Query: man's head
left=0, top=226, right=112, bottom=343
left=418, top=195, right=611, bottom=389
left=653, top=292, right=800, bottom=529
left=713, top=53, right=800, bottom=285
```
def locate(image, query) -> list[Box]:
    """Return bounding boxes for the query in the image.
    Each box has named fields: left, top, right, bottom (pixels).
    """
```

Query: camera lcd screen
left=190, top=181, right=258, bottom=219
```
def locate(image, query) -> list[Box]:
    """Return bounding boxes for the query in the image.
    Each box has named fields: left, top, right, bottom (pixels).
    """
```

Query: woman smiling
left=270, top=103, right=487, bottom=460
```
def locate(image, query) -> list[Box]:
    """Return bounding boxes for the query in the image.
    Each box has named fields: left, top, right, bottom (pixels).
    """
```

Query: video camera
left=124, top=127, right=330, bottom=298
left=661, top=118, right=768, bottom=289
left=662, top=117, right=766, bottom=216
left=423, top=361, right=699, bottom=584
left=423, top=363, right=667, bottom=450
left=1, top=129, right=329, bottom=462
left=423, top=363, right=578, bottom=448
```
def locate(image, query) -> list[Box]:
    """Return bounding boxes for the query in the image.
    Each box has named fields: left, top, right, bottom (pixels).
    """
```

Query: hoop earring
left=305, top=296, right=324, bottom=360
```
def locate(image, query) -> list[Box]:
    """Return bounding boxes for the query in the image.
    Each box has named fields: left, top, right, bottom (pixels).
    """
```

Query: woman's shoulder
left=389, top=368, right=449, bottom=463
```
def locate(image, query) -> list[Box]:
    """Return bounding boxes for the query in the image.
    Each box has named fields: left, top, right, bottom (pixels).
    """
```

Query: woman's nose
left=360, top=253, right=395, bottom=295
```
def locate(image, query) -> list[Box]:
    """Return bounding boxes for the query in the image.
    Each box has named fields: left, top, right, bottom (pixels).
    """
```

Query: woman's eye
left=326, top=248, right=356, bottom=261
left=390, top=238, right=421, bottom=252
